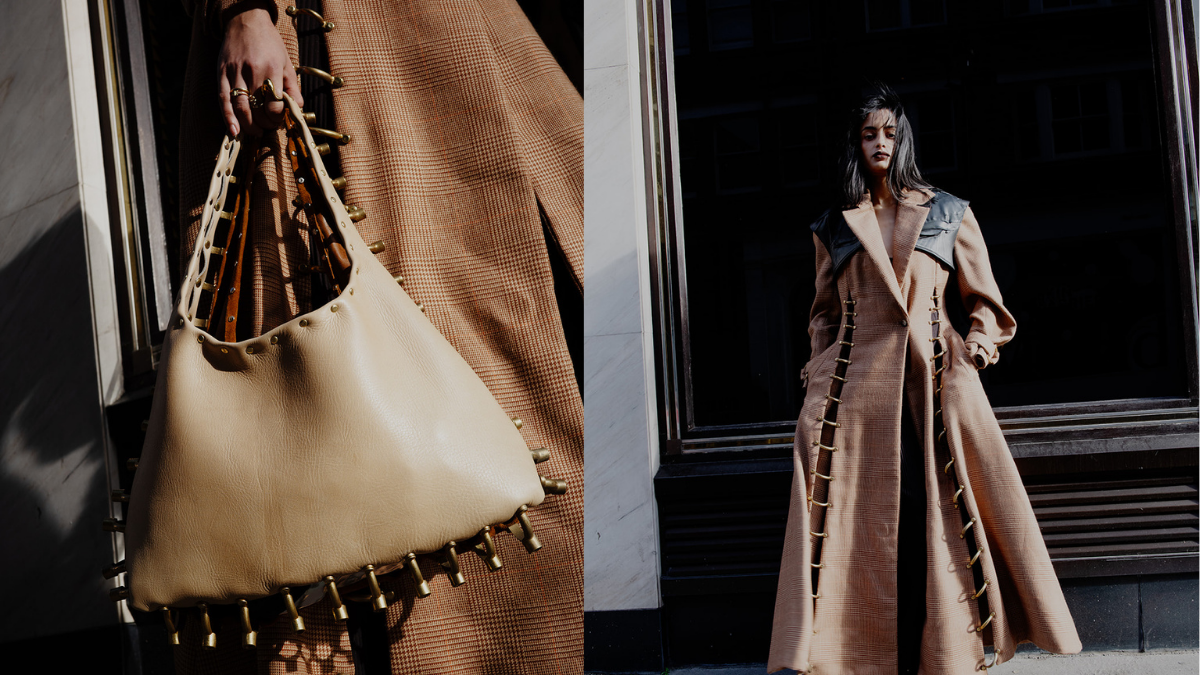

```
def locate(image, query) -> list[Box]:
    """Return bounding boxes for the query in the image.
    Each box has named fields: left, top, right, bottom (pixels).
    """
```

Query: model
left=768, top=86, right=1081, bottom=674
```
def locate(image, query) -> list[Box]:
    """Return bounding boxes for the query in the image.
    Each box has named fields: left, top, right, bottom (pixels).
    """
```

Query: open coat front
left=768, top=190, right=1081, bottom=674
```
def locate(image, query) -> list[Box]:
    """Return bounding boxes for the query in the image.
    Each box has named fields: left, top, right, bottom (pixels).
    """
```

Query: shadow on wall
left=0, top=202, right=116, bottom=643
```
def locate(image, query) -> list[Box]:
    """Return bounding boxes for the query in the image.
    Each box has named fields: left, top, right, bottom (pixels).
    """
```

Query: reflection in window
left=708, top=0, right=754, bottom=50
left=866, top=0, right=946, bottom=31
left=1051, top=82, right=1111, bottom=154
left=715, top=116, right=762, bottom=193
left=771, top=0, right=811, bottom=43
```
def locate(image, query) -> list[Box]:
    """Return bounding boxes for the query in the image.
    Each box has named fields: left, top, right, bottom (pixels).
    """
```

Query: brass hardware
left=976, top=611, right=996, bottom=632
left=281, top=587, right=306, bottom=632
left=440, top=541, right=467, bottom=587
left=198, top=603, right=217, bottom=649
left=323, top=576, right=349, bottom=623
left=810, top=530, right=828, bottom=538
left=364, top=565, right=389, bottom=612
left=404, top=553, right=432, bottom=598
left=299, top=319, right=310, bottom=327
left=285, top=6, right=335, bottom=30
left=111, top=489, right=129, bottom=503
left=109, top=586, right=129, bottom=602
left=348, top=208, right=367, bottom=222
left=331, top=176, right=347, bottom=190
left=296, top=66, right=344, bottom=87
left=101, top=560, right=126, bottom=580
left=838, top=340, right=854, bottom=347
left=238, top=599, right=257, bottom=649
left=843, top=299, right=856, bottom=305
left=811, top=592, right=822, bottom=599
left=810, top=470, right=832, bottom=481
left=391, top=274, right=405, bottom=285
left=140, top=419, right=149, bottom=431
left=929, top=319, right=941, bottom=325
left=102, top=518, right=126, bottom=533
left=474, top=528, right=503, bottom=571
left=218, top=210, right=234, bottom=220
left=227, top=175, right=238, bottom=184
left=807, top=495, right=831, bottom=508
left=194, top=319, right=210, bottom=329
left=512, top=417, right=524, bottom=429
left=967, top=548, right=984, bottom=568
left=246, top=345, right=255, bottom=354
left=811, top=562, right=825, bottom=569
left=830, top=374, right=847, bottom=383
left=540, top=475, right=568, bottom=494
left=973, top=580, right=989, bottom=599
left=960, top=517, right=976, bottom=539
left=199, top=281, right=215, bottom=292
left=331, top=304, right=339, bottom=313
left=368, top=240, right=386, bottom=254
left=310, top=126, right=351, bottom=145
left=416, top=302, right=425, bottom=313
left=530, top=447, right=551, bottom=463
left=812, top=441, right=838, bottom=452
left=302, top=112, right=317, bottom=123
left=126, top=457, right=139, bottom=471
left=161, top=608, right=180, bottom=646
left=944, top=457, right=955, bottom=474
left=844, top=311, right=858, bottom=317
left=515, top=505, right=542, bottom=552
left=816, top=416, right=841, bottom=428
left=315, top=143, right=332, bottom=156
left=953, top=486, right=964, bottom=506
left=270, top=335, right=279, bottom=345
left=834, top=358, right=852, bottom=365
left=211, top=246, right=226, bottom=255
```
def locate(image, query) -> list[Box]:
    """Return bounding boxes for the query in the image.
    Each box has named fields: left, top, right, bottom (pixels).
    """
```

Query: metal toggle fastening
left=540, top=475, right=569, bottom=494
left=515, top=505, right=543, bottom=553
left=281, top=587, right=306, bottom=631
left=976, top=611, right=996, bottom=633
left=474, top=528, right=504, bottom=571
left=109, top=586, right=130, bottom=602
left=101, top=560, right=126, bottom=580
left=238, top=599, right=257, bottom=649
left=405, top=553, right=432, bottom=598
left=368, top=240, right=386, bottom=254
left=810, top=530, right=828, bottom=538
left=973, top=580, right=989, bottom=599
left=364, top=565, right=391, bottom=611
left=440, top=541, right=467, bottom=587
left=161, top=607, right=180, bottom=646
left=111, top=489, right=129, bottom=503
left=309, top=126, right=351, bottom=145
left=198, top=603, right=217, bottom=650
left=348, top=207, right=367, bottom=222
left=530, top=447, right=551, bottom=463
left=953, top=486, right=964, bottom=507
left=331, top=176, right=347, bottom=190
left=967, top=548, right=984, bottom=568
left=960, top=517, right=976, bottom=539
left=324, top=576, right=349, bottom=623
left=102, top=518, right=126, bottom=533
left=807, top=495, right=831, bottom=508
left=126, top=457, right=139, bottom=471
left=286, top=5, right=335, bottom=30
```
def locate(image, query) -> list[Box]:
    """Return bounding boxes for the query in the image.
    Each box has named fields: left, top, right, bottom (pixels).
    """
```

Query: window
left=1051, top=81, right=1112, bottom=154
left=707, top=0, right=755, bottom=50
left=866, top=0, right=946, bottom=31
left=770, top=0, right=811, bottom=43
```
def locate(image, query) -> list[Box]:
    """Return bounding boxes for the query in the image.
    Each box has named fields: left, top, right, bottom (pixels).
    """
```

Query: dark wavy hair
left=838, top=84, right=932, bottom=208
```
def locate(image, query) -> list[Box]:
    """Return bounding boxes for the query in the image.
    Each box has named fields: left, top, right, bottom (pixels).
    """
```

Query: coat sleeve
left=803, top=233, right=842, bottom=386
left=182, top=0, right=280, bottom=39
left=954, top=206, right=1016, bottom=369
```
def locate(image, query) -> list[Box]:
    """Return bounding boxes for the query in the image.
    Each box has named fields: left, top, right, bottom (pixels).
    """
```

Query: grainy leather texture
left=124, top=94, right=545, bottom=612
left=812, top=189, right=968, bottom=274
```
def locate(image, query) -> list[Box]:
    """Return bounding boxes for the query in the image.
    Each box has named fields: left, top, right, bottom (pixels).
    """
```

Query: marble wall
left=583, top=0, right=663, bottom=612
left=0, top=0, right=125, bottom=642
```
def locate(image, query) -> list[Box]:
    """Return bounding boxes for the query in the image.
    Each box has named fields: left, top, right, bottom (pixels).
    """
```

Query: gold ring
left=230, top=88, right=250, bottom=99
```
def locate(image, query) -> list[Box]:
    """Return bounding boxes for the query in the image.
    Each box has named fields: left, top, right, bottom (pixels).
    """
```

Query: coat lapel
left=842, top=200, right=905, bottom=309
left=890, top=191, right=933, bottom=295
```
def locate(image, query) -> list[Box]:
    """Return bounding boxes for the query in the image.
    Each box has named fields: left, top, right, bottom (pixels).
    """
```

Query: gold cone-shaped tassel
left=324, top=576, right=349, bottom=623
left=280, top=588, right=305, bottom=632
left=473, top=528, right=503, bottom=571
left=161, top=607, right=180, bottom=646
left=539, top=475, right=569, bottom=495
left=364, top=564, right=390, bottom=612
left=404, top=553, right=432, bottom=598
left=198, top=603, right=217, bottom=650
left=101, top=560, right=126, bottom=580
left=440, top=541, right=467, bottom=587
left=238, top=599, right=257, bottom=649
left=102, top=518, right=126, bottom=533
left=514, top=505, right=543, bottom=553
left=109, top=586, right=129, bottom=602
left=530, top=447, right=550, bottom=463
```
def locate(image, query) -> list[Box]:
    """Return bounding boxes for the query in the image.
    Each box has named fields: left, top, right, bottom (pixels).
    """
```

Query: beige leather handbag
left=102, top=91, right=566, bottom=649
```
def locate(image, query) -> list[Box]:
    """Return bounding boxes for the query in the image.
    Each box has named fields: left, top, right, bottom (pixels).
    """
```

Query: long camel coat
left=768, top=189, right=1081, bottom=674
left=174, top=1, right=582, bottom=673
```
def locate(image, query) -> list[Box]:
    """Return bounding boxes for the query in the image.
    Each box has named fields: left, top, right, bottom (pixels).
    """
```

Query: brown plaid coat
left=768, top=191, right=1081, bottom=674
left=174, top=1, right=582, bottom=673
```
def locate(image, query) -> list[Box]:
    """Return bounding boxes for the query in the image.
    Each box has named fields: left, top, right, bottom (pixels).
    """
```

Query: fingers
left=219, top=76, right=239, bottom=137
left=230, top=65, right=256, bottom=137
left=255, top=64, right=287, bottom=130
left=283, top=66, right=303, bottom=111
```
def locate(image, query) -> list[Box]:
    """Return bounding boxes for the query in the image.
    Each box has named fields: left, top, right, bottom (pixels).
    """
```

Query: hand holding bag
left=103, top=89, right=567, bottom=649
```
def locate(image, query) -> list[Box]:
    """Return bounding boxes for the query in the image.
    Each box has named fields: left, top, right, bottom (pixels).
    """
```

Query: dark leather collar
left=811, top=189, right=969, bottom=274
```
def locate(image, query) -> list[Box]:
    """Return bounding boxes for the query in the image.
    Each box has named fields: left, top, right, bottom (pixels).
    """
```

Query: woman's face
left=859, top=109, right=897, bottom=178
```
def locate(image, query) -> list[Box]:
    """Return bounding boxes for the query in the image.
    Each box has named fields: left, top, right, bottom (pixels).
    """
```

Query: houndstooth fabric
left=175, top=0, right=582, bottom=672
left=768, top=191, right=1081, bottom=674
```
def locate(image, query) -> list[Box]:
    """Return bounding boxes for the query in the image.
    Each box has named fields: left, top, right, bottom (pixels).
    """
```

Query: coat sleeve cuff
left=965, top=332, right=997, bottom=369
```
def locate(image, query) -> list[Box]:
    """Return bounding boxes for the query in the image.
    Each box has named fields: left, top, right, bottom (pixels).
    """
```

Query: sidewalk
left=654, top=650, right=1199, bottom=675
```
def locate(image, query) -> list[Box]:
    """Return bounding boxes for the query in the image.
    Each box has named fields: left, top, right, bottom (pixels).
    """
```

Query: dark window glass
left=771, top=0, right=811, bottom=43
left=667, top=0, right=1185, bottom=430
left=673, top=8, right=691, bottom=54
left=708, top=0, right=755, bottom=50
left=910, top=0, right=946, bottom=25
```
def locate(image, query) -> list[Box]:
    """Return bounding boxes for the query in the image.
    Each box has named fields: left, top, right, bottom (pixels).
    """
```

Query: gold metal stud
left=102, top=518, right=126, bottom=533
left=323, top=576, right=349, bottom=623
left=393, top=274, right=405, bottom=285
left=270, top=335, right=279, bottom=344
left=416, top=302, right=425, bottom=313
left=302, top=111, right=317, bottom=123
left=101, top=560, right=126, bottom=580
left=440, top=542, right=467, bottom=587
left=109, top=586, right=129, bottom=602
left=281, top=587, right=306, bottom=632
left=512, top=417, right=524, bottom=429
left=514, top=505, right=542, bottom=553
left=331, top=176, right=347, bottom=190
left=238, top=599, right=257, bottom=649
left=111, top=489, right=129, bottom=503
left=363, top=565, right=390, bottom=612
left=161, top=608, right=180, bottom=646
left=348, top=208, right=367, bottom=222
left=530, top=447, right=551, bottom=463
left=368, top=240, right=386, bottom=254
left=198, top=603, right=217, bottom=649
left=474, top=528, right=503, bottom=571
left=300, top=319, right=309, bottom=327
left=540, top=475, right=568, bottom=494
left=331, top=304, right=339, bottom=313
left=404, top=553, right=432, bottom=598
left=315, top=143, right=331, bottom=156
